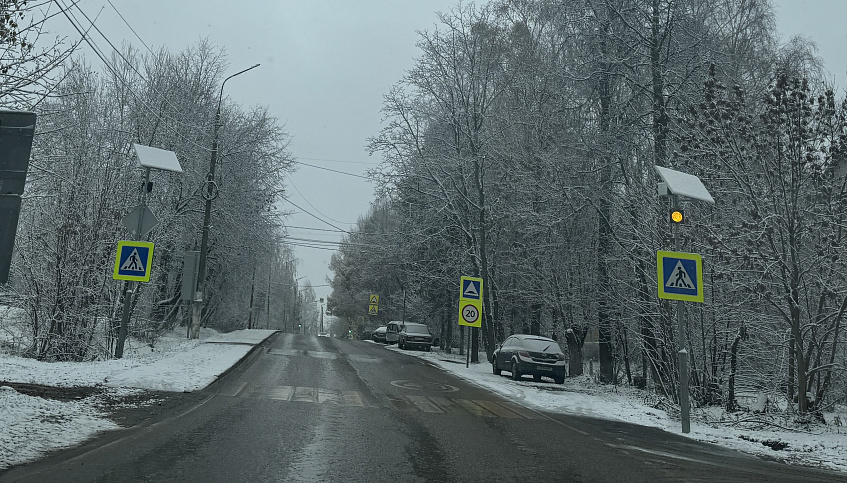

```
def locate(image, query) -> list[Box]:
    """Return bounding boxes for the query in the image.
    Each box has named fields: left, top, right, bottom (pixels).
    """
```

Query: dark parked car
left=492, top=334, right=565, bottom=384
left=398, top=323, right=432, bottom=351
left=372, top=326, right=387, bottom=343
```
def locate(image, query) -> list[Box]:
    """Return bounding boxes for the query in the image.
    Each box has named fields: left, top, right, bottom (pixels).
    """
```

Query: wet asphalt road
left=2, top=333, right=843, bottom=482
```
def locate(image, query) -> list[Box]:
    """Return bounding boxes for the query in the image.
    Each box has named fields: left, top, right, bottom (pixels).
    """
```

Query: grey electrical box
left=181, top=251, right=200, bottom=301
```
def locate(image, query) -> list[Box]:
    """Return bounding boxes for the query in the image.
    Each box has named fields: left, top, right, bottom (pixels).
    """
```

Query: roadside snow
left=0, top=329, right=275, bottom=469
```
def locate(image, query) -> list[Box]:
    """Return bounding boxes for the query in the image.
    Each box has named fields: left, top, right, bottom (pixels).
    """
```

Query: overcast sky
left=42, top=0, right=847, bottom=307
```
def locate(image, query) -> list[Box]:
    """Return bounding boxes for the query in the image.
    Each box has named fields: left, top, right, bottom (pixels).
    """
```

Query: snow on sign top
left=133, top=144, right=183, bottom=173
left=655, top=166, right=714, bottom=204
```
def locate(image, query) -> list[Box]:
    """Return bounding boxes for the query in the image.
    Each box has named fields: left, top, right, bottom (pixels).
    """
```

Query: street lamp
left=190, top=64, right=260, bottom=339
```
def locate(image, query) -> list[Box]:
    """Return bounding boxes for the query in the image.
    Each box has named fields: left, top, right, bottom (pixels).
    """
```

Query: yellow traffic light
left=670, top=210, right=684, bottom=224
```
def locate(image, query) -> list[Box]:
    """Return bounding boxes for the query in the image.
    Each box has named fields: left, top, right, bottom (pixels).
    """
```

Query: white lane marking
left=407, top=395, right=444, bottom=413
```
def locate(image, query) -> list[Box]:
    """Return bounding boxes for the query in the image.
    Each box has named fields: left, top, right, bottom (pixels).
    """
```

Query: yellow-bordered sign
left=368, top=304, right=378, bottom=315
left=657, top=250, right=703, bottom=303
left=113, top=241, right=155, bottom=282
left=458, top=276, right=483, bottom=327
left=369, top=294, right=379, bottom=305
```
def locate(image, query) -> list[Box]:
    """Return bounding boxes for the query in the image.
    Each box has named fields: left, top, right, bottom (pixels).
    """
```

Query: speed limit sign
left=461, top=304, right=479, bottom=324
left=458, top=276, right=483, bottom=327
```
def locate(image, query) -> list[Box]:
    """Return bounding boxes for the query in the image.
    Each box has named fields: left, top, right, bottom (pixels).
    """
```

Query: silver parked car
left=492, top=334, right=565, bottom=384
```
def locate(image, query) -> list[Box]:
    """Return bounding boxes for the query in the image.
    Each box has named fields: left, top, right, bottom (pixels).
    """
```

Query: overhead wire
left=58, top=0, right=214, bottom=152
left=287, top=176, right=358, bottom=225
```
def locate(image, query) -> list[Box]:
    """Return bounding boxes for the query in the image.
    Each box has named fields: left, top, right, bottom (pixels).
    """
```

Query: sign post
left=458, top=276, right=483, bottom=367
left=655, top=166, right=714, bottom=434
left=112, top=145, right=181, bottom=358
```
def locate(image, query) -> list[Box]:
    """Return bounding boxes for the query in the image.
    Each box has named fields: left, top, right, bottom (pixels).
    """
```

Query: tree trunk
left=566, top=326, right=587, bottom=377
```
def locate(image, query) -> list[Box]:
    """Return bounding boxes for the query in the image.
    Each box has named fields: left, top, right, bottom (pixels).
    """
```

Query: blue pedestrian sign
left=657, top=250, right=703, bottom=303
left=113, top=241, right=155, bottom=282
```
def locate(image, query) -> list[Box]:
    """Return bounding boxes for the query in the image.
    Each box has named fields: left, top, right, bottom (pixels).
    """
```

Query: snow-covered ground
left=1, top=331, right=846, bottom=473
left=0, top=328, right=275, bottom=470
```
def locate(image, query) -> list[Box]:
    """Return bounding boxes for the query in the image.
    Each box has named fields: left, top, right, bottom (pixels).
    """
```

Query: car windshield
left=405, top=325, right=430, bottom=334
left=521, top=339, right=562, bottom=353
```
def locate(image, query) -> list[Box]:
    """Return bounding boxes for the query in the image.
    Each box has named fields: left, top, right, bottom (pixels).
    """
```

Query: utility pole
left=191, top=64, right=260, bottom=339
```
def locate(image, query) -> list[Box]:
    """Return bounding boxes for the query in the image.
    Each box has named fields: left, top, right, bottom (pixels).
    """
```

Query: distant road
left=3, top=333, right=842, bottom=482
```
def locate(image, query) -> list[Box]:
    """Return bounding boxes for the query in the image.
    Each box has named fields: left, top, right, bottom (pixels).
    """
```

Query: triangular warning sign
left=665, top=261, right=694, bottom=289
left=120, top=248, right=146, bottom=273
left=463, top=281, right=479, bottom=298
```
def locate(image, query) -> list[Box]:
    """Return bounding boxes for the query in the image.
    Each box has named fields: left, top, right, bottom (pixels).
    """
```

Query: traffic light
left=670, top=209, right=685, bottom=224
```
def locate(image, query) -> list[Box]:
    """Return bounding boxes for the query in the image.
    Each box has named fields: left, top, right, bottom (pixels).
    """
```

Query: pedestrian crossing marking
left=499, top=401, right=551, bottom=420
left=454, top=398, right=495, bottom=417
left=407, top=395, right=443, bottom=413
left=268, top=385, right=294, bottom=400
left=427, top=396, right=467, bottom=417
left=318, top=388, right=340, bottom=404
left=475, top=400, right=522, bottom=419
left=231, top=384, right=549, bottom=420
left=293, top=386, right=317, bottom=403
left=342, top=391, right=364, bottom=407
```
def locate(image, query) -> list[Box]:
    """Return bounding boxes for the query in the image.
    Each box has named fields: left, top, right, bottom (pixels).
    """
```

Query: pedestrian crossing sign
left=657, top=250, right=703, bottom=303
left=113, top=240, right=155, bottom=282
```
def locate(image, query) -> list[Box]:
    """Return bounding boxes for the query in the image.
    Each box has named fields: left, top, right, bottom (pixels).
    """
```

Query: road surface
left=2, top=333, right=842, bottom=482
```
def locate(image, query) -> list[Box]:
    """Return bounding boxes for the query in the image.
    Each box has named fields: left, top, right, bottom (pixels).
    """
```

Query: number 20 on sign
left=458, top=276, right=483, bottom=327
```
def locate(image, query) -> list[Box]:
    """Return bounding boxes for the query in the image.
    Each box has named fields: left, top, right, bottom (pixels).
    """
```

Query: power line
left=293, top=159, right=371, bottom=179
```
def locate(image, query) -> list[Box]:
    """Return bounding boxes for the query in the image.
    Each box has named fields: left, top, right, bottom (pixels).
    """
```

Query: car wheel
left=425, top=345, right=431, bottom=352
left=533, top=374, right=542, bottom=382
left=511, top=360, right=521, bottom=381
left=554, top=375, right=565, bottom=384
left=492, top=358, right=501, bottom=375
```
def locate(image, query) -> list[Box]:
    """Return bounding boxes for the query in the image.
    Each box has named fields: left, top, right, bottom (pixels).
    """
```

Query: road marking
left=474, top=400, right=522, bottom=418
left=454, top=399, right=495, bottom=417
left=317, top=388, right=340, bottom=404
left=268, top=385, right=294, bottom=401
left=407, top=395, right=444, bottom=413
left=342, top=391, right=364, bottom=407
left=386, top=394, right=415, bottom=411
left=292, top=386, right=317, bottom=403
left=219, top=382, right=247, bottom=397
left=238, top=384, right=550, bottom=420
left=266, top=348, right=383, bottom=363
left=427, top=396, right=467, bottom=416
left=498, top=401, right=551, bottom=420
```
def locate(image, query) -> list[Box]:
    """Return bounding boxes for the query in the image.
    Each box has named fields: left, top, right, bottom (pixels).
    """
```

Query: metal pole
left=673, top=194, right=690, bottom=433
left=116, top=167, right=151, bottom=358
left=190, top=64, right=260, bottom=339
left=266, top=265, right=272, bottom=329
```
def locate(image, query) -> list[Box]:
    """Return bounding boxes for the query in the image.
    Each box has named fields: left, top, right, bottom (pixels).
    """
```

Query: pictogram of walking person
left=674, top=266, right=691, bottom=288
left=122, top=250, right=144, bottom=271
